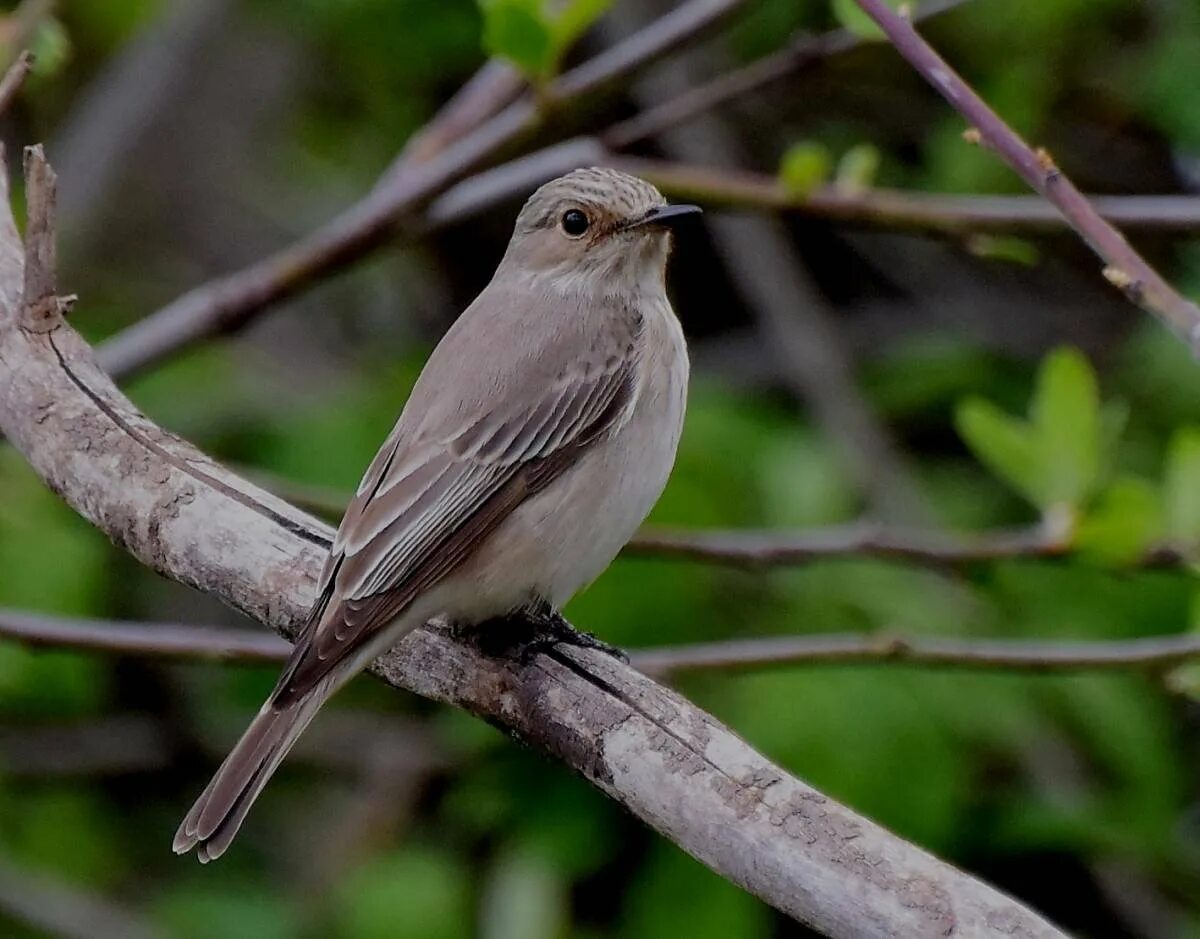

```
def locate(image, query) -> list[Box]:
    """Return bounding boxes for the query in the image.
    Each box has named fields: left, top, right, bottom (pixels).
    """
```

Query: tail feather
left=173, top=690, right=326, bottom=862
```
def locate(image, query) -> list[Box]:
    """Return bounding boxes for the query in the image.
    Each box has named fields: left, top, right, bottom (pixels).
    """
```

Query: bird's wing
left=272, top=322, right=638, bottom=705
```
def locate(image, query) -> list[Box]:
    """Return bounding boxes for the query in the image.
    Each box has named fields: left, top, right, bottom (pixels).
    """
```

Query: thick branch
left=0, top=161, right=1061, bottom=938
left=854, top=0, right=1200, bottom=347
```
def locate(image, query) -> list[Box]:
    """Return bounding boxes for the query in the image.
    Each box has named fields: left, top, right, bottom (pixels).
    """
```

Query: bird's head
left=502, top=167, right=701, bottom=295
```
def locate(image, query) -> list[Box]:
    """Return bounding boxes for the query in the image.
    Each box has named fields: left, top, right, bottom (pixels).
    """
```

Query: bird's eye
left=560, top=209, right=590, bottom=237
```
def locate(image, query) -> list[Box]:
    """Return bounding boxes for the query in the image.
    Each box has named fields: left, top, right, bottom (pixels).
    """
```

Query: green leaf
left=778, top=142, right=833, bottom=197
left=831, top=0, right=902, bottom=41
left=1163, top=426, right=1200, bottom=543
left=479, top=0, right=554, bottom=79
left=834, top=142, right=881, bottom=194
left=29, top=18, right=72, bottom=78
left=1075, top=476, right=1163, bottom=566
left=955, top=397, right=1044, bottom=506
left=1030, top=347, right=1101, bottom=508
left=965, top=234, right=1040, bottom=267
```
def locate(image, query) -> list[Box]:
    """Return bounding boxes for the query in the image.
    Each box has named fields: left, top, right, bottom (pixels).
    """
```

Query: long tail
left=172, top=686, right=328, bottom=863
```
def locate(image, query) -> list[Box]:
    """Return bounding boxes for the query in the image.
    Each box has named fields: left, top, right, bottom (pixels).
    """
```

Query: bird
left=172, top=167, right=700, bottom=862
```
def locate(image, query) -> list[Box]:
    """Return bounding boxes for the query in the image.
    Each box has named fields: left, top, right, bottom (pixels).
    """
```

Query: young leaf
left=964, top=234, right=1040, bottom=267
left=831, top=0, right=903, bottom=41
left=954, top=397, right=1044, bottom=506
left=1163, top=426, right=1200, bottom=543
left=779, top=142, right=833, bottom=197
left=480, top=0, right=554, bottom=80
left=1074, top=476, right=1163, bottom=566
left=1030, top=347, right=1101, bottom=508
left=834, top=142, right=881, bottom=194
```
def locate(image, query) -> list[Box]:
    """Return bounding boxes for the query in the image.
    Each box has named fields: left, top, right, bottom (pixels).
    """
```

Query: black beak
left=624, top=203, right=703, bottom=231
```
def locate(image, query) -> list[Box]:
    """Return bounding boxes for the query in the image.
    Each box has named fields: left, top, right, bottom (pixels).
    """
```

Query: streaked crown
left=514, top=167, right=665, bottom=235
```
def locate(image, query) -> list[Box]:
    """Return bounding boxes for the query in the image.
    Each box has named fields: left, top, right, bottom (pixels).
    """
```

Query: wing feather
left=271, top=344, right=637, bottom=706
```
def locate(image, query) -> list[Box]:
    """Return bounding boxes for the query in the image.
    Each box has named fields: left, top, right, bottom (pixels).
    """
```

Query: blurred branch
left=53, top=0, right=234, bottom=247
left=0, top=858, right=162, bottom=939
left=95, top=0, right=749, bottom=380
left=853, top=0, right=1200, bottom=348
left=0, top=49, right=32, bottom=117
left=6, top=607, right=1200, bottom=679
left=240, top=469, right=1198, bottom=571
left=0, top=151, right=1062, bottom=939
left=633, top=631, right=1200, bottom=678
left=0, top=608, right=289, bottom=661
left=626, top=519, right=1069, bottom=567
left=380, top=60, right=526, bottom=175
left=622, top=159, right=1200, bottom=235
left=602, top=0, right=971, bottom=149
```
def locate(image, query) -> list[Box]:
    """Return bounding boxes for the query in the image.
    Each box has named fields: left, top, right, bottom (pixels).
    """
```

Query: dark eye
left=561, top=209, right=590, bottom=237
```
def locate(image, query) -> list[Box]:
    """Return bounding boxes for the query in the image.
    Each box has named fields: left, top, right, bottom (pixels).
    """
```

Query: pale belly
left=437, top=310, right=689, bottom=622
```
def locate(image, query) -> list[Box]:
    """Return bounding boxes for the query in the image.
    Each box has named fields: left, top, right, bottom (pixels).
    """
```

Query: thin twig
left=620, top=158, right=1200, bottom=234
left=0, top=609, right=290, bottom=661
left=0, top=859, right=163, bottom=939
left=853, top=0, right=1200, bottom=348
left=603, top=0, right=970, bottom=149
left=0, top=49, right=32, bottom=118
left=95, top=0, right=749, bottom=379
left=380, top=60, right=526, bottom=177
left=626, top=520, right=1069, bottom=567
left=633, top=631, right=1200, bottom=677
left=4, top=608, right=1198, bottom=682
left=240, top=469, right=1188, bottom=571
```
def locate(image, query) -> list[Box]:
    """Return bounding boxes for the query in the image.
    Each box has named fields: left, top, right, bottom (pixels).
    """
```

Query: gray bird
left=173, top=167, right=699, bottom=861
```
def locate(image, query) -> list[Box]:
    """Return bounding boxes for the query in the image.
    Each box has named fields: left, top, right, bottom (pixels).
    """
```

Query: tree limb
left=0, top=149, right=1062, bottom=938
left=853, top=0, right=1200, bottom=347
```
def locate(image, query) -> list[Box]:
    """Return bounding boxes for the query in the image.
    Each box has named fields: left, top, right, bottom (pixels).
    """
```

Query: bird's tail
left=172, top=686, right=328, bottom=863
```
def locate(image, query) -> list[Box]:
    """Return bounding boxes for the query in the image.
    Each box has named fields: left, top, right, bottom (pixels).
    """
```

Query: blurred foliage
left=0, top=0, right=1196, bottom=937
left=478, top=0, right=611, bottom=83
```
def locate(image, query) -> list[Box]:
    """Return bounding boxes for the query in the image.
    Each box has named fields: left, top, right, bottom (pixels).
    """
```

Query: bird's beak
left=623, top=203, right=703, bottom=231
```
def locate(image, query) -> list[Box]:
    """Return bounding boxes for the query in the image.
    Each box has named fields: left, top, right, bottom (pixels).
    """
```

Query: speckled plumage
left=174, top=168, right=694, bottom=862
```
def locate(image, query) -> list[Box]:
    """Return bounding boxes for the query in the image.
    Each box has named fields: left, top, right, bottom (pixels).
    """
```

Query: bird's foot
left=467, top=601, right=627, bottom=664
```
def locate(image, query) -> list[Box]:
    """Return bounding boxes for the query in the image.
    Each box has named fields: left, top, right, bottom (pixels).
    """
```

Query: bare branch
left=0, top=860, right=163, bottom=939
left=0, top=49, right=33, bottom=118
left=0, top=151, right=1062, bottom=939
left=621, top=158, right=1200, bottom=235
left=7, top=608, right=1200, bottom=686
left=95, top=0, right=750, bottom=380
left=0, top=608, right=289, bottom=662
left=603, top=0, right=970, bottom=149
left=853, top=0, right=1200, bottom=348
left=634, top=632, right=1200, bottom=678
left=20, top=143, right=75, bottom=332
left=627, top=520, right=1068, bottom=568
left=381, top=61, right=526, bottom=176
